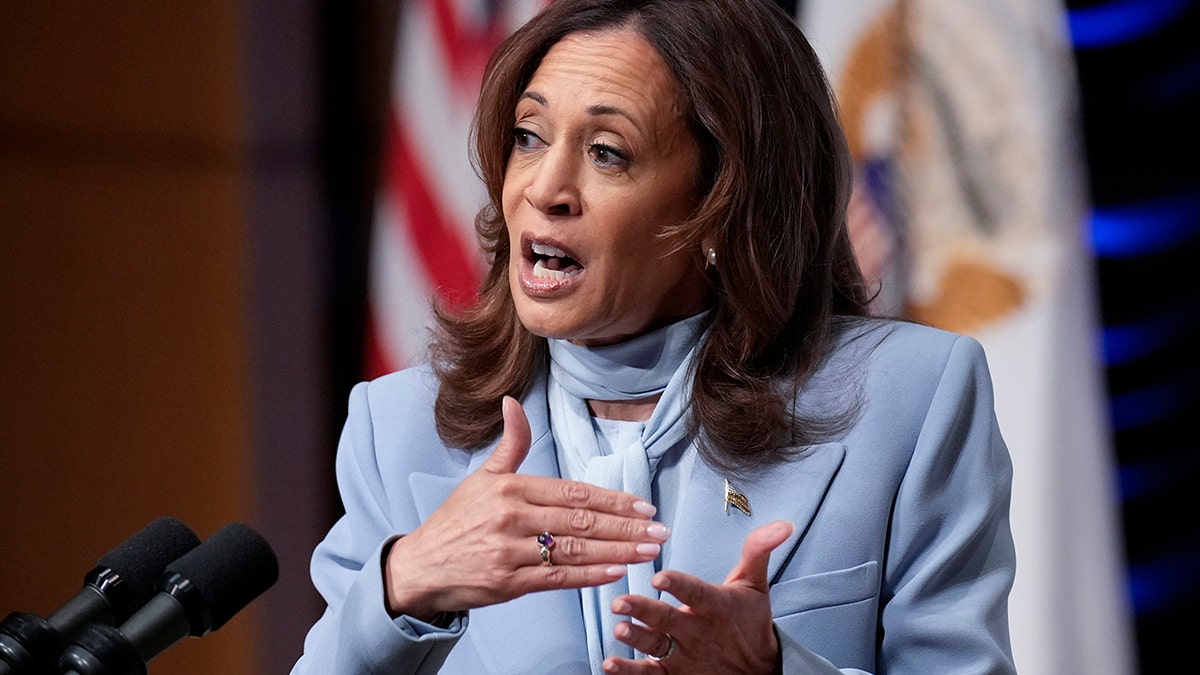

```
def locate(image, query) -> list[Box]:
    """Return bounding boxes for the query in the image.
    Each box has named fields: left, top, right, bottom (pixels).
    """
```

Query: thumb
left=724, top=520, right=794, bottom=591
left=481, top=395, right=532, bottom=475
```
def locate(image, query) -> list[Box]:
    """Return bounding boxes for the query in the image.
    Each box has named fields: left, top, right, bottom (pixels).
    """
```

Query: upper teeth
left=532, top=242, right=568, bottom=258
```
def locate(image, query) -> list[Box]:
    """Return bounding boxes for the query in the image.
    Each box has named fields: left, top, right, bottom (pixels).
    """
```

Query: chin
left=517, top=316, right=586, bottom=342
left=514, top=304, right=616, bottom=345
left=513, top=302, right=572, bottom=340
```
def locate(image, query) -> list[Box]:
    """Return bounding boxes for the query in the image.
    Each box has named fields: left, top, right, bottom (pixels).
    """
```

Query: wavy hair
left=430, top=0, right=871, bottom=472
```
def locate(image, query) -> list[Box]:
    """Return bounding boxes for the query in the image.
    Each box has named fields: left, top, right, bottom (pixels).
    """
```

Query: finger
left=601, top=656, right=662, bottom=674
left=520, top=475, right=658, bottom=519
left=611, top=594, right=687, bottom=636
left=481, top=396, right=532, bottom=475
left=723, top=520, right=794, bottom=590
left=534, top=505, right=671, bottom=545
left=512, top=562, right=628, bottom=593
left=613, top=621, right=675, bottom=661
left=647, top=571, right=718, bottom=618
left=532, top=535, right=662, bottom=567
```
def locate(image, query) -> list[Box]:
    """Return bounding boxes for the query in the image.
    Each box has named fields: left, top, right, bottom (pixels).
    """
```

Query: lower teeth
left=533, top=259, right=581, bottom=280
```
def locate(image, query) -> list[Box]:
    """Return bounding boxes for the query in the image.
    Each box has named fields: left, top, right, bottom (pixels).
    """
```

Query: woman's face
left=503, top=28, right=709, bottom=347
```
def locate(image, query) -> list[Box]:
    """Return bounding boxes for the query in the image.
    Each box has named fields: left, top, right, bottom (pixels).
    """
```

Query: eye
left=589, top=143, right=628, bottom=169
left=513, top=127, right=546, bottom=150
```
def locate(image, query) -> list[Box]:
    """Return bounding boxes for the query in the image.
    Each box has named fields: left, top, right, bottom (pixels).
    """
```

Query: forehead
left=523, top=28, right=685, bottom=120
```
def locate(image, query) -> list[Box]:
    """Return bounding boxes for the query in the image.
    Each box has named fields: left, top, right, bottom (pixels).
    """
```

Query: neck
left=587, top=393, right=662, bottom=422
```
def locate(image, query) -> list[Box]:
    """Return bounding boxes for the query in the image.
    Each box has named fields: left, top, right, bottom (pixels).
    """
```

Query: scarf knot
left=546, top=312, right=707, bottom=672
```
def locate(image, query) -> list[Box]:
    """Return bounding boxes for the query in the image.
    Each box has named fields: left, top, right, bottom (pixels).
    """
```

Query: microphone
left=59, top=522, right=279, bottom=675
left=0, top=517, right=200, bottom=675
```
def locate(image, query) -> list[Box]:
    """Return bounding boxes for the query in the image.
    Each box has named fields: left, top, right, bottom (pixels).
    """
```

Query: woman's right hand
left=383, top=395, right=669, bottom=621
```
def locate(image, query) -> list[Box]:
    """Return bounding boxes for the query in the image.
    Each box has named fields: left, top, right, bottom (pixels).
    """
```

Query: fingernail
left=632, top=500, right=657, bottom=516
left=647, top=523, right=670, bottom=541
left=612, top=599, right=631, bottom=614
left=653, top=573, right=670, bottom=590
left=615, top=622, right=631, bottom=638
left=607, top=565, right=627, bottom=578
left=636, top=543, right=661, bottom=556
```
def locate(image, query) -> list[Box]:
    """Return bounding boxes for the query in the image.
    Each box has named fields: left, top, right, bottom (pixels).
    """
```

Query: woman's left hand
left=602, top=520, right=794, bottom=674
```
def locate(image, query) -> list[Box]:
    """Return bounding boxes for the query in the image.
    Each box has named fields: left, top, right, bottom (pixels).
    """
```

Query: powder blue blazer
left=291, top=320, right=1016, bottom=674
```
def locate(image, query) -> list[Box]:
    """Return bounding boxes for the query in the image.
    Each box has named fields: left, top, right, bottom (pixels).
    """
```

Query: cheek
left=612, top=235, right=687, bottom=294
left=501, top=157, right=527, bottom=212
left=501, top=181, right=519, bottom=221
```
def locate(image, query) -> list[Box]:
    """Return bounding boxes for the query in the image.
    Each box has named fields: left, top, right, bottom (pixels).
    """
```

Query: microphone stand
left=0, top=612, right=61, bottom=675
left=58, top=623, right=146, bottom=675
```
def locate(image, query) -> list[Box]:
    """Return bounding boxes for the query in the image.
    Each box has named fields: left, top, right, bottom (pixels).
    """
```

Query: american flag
left=366, top=0, right=545, bottom=376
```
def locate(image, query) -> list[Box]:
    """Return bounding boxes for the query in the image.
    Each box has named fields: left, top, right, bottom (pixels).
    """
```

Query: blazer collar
left=459, top=372, right=846, bottom=590
left=415, top=371, right=845, bottom=596
left=464, top=369, right=557, bottom=477
left=411, top=371, right=557, bottom=518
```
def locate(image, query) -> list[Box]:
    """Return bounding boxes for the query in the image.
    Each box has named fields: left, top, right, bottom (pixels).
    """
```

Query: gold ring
left=537, top=531, right=555, bottom=566
left=647, top=633, right=676, bottom=662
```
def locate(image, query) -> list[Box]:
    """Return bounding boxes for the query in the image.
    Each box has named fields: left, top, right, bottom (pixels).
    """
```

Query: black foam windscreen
left=95, top=516, right=201, bottom=605
left=163, top=522, right=278, bottom=631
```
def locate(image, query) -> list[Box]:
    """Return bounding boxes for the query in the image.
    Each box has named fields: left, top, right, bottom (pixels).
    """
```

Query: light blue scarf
left=547, top=312, right=708, bottom=672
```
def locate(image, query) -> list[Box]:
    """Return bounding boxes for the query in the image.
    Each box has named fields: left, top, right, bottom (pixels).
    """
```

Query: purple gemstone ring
left=537, top=531, right=555, bottom=566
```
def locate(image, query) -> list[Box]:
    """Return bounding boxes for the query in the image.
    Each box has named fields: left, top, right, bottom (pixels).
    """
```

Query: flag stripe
left=431, top=0, right=508, bottom=85
left=367, top=0, right=524, bottom=376
left=386, top=116, right=483, bottom=309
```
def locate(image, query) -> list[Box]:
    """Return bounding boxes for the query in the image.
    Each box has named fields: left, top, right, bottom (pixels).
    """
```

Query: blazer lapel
left=409, top=375, right=589, bottom=673
left=411, top=372, right=560, bottom=518
left=465, top=370, right=558, bottom=477
left=662, top=442, right=846, bottom=592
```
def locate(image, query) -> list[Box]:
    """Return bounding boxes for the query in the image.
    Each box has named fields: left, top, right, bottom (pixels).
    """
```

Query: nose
left=524, top=144, right=581, bottom=217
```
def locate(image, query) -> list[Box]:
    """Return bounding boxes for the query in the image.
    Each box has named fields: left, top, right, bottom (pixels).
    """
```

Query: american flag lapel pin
left=724, top=478, right=752, bottom=516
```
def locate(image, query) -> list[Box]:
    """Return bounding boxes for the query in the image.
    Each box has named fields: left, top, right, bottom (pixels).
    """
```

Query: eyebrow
left=521, top=91, right=548, bottom=106
left=519, top=91, right=642, bottom=132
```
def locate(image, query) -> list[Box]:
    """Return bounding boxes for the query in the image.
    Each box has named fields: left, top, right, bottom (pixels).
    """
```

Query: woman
left=292, top=0, right=1016, bottom=673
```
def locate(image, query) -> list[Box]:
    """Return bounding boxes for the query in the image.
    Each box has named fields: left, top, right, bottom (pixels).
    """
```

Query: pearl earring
left=705, top=248, right=717, bottom=270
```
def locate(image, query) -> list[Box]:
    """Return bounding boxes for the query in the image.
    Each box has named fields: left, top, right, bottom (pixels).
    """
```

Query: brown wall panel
left=0, top=3, right=242, bottom=148
left=0, top=156, right=259, bottom=672
left=0, top=1, right=266, bottom=672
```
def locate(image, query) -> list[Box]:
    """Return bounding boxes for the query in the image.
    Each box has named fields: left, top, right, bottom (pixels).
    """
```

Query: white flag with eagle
left=800, top=0, right=1136, bottom=672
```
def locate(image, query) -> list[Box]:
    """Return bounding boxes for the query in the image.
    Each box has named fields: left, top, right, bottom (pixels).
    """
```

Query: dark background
left=1, top=1, right=1196, bottom=672
left=1064, top=0, right=1200, bottom=669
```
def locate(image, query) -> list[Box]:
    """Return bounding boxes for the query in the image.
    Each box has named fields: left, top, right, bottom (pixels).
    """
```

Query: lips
left=518, top=234, right=585, bottom=295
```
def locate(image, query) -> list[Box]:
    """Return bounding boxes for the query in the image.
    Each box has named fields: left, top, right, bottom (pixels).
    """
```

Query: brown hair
left=431, top=0, right=871, bottom=472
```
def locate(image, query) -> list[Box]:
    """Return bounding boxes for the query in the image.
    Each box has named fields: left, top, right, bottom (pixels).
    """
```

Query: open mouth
left=530, top=241, right=584, bottom=280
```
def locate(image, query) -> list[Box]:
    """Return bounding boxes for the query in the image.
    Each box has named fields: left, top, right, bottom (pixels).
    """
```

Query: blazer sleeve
left=290, top=381, right=467, bottom=675
left=874, top=334, right=1017, bottom=674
